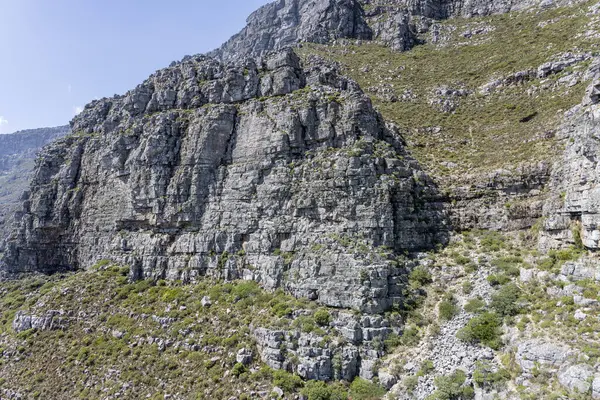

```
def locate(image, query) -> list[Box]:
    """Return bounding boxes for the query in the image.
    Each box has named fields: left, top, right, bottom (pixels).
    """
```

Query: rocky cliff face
left=209, top=0, right=373, bottom=62
left=0, top=126, right=69, bottom=250
left=209, top=0, right=584, bottom=61
left=2, top=0, right=600, bottom=398
left=2, top=49, right=447, bottom=312
left=0, top=126, right=68, bottom=172
left=541, top=62, right=600, bottom=250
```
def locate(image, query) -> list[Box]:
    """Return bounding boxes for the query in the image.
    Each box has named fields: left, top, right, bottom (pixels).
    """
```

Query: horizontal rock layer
left=2, top=49, right=448, bottom=313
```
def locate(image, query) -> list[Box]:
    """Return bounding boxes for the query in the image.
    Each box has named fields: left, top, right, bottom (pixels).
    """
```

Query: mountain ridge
left=1, top=0, right=600, bottom=399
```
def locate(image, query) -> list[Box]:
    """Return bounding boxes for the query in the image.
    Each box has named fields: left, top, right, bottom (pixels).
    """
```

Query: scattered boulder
left=201, top=296, right=212, bottom=307
left=236, top=348, right=253, bottom=365
left=12, top=310, right=68, bottom=333
left=558, top=364, right=595, bottom=394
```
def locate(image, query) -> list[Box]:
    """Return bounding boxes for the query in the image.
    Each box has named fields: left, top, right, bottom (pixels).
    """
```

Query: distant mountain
left=0, top=125, right=70, bottom=250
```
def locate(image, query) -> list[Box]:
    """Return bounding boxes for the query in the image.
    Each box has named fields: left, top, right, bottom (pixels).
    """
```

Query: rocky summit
left=1, top=0, right=600, bottom=399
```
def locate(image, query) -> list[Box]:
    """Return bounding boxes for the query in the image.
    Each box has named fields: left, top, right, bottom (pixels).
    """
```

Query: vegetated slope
left=1, top=264, right=379, bottom=399
left=0, top=0, right=600, bottom=399
left=300, top=0, right=600, bottom=235
left=0, top=126, right=69, bottom=251
left=302, top=2, right=599, bottom=181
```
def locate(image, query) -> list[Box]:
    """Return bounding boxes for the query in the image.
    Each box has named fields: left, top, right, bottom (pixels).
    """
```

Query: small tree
left=491, top=283, right=521, bottom=317
left=314, top=309, right=331, bottom=326
left=457, top=312, right=502, bottom=350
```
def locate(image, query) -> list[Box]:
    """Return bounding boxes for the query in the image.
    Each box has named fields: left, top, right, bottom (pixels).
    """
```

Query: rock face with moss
left=209, top=0, right=586, bottom=62
left=2, top=49, right=447, bottom=313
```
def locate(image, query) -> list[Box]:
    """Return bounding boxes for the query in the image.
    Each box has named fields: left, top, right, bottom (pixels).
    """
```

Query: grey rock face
left=594, top=375, right=600, bottom=399
left=516, top=339, right=573, bottom=375
left=209, top=0, right=372, bottom=62
left=208, top=0, right=579, bottom=64
left=12, top=310, right=68, bottom=333
left=448, top=163, right=551, bottom=232
left=558, top=364, right=595, bottom=394
left=365, top=7, right=417, bottom=52
left=540, top=61, right=600, bottom=251
left=236, top=348, right=253, bottom=365
left=2, top=49, right=447, bottom=313
left=252, top=313, right=392, bottom=381
left=0, top=126, right=69, bottom=170
left=0, top=126, right=69, bottom=250
left=560, top=257, right=600, bottom=281
left=586, top=79, right=600, bottom=105
left=365, top=0, right=582, bottom=19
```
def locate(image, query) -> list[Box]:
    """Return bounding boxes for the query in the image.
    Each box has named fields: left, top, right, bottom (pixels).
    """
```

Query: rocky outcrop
left=540, top=59, right=600, bottom=251
left=2, top=49, right=447, bottom=313
left=252, top=312, right=393, bottom=381
left=558, top=364, right=596, bottom=394
left=12, top=310, right=68, bottom=333
left=208, top=0, right=582, bottom=64
left=448, top=163, right=551, bottom=232
left=209, top=0, right=373, bottom=62
left=516, top=339, right=573, bottom=375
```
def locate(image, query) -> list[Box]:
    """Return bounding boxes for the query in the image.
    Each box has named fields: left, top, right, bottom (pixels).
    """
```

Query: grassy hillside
left=300, top=1, right=600, bottom=182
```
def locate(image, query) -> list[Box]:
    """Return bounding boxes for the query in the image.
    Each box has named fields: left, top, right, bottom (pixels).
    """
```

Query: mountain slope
left=1, top=0, right=600, bottom=399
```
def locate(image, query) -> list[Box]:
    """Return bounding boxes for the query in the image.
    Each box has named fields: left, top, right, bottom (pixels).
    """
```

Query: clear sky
left=0, top=0, right=271, bottom=134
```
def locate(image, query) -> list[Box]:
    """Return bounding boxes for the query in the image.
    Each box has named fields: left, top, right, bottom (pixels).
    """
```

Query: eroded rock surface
left=2, top=49, right=448, bottom=313
left=12, top=310, right=68, bottom=333
left=209, top=0, right=373, bottom=62
left=541, top=58, right=600, bottom=251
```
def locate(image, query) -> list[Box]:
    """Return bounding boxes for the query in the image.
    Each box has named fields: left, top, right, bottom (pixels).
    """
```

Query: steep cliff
left=541, top=62, right=600, bottom=250
left=209, top=0, right=586, bottom=61
left=2, top=0, right=600, bottom=398
left=0, top=126, right=69, bottom=250
left=2, top=50, right=447, bottom=313
left=209, top=0, right=373, bottom=62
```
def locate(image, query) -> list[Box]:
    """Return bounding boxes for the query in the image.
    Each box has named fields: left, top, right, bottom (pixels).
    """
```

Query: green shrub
left=417, top=359, right=435, bottom=376
left=384, top=333, right=402, bottom=351
left=301, top=381, right=348, bottom=400
left=490, top=257, right=521, bottom=277
left=409, top=266, right=432, bottom=288
left=473, top=361, right=511, bottom=388
left=452, top=253, right=471, bottom=265
left=404, top=375, right=418, bottom=393
left=314, top=309, right=331, bottom=326
left=428, top=369, right=474, bottom=400
left=462, top=281, right=473, bottom=294
left=273, top=370, right=303, bottom=392
left=349, top=378, right=387, bottom=400
left=464, top=262, right=478, bottom=273
left=438, top=298, right=458, bottom=321
left=400, top=325, right=421, bottom=346
left=464, top=297, right=486, bottom=314
left=487, top=274, right=511, bottom=286
left=232, top=281, right=261, bottom=299
left=457, top=312, right=502, bottom=350
left=491, top=283, right=522, bottom=317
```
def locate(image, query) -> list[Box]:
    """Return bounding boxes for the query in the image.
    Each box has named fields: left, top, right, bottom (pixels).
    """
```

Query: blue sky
left=0, top=0, right=271, bottom=134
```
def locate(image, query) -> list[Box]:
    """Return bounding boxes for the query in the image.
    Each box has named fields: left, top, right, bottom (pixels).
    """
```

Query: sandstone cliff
left=1, top=0, right=600, bottom=398
left=2, top=50, right=447, bottom=313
